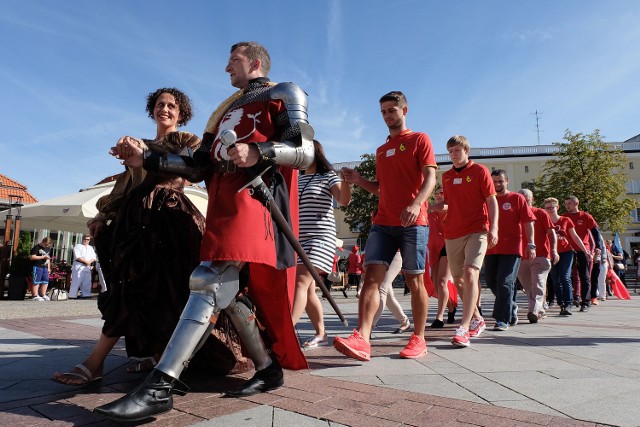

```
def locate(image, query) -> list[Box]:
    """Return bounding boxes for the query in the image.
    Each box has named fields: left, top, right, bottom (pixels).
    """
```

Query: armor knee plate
left=154, top=261, right=241, bottom=379
left=189, top=261, right=240, bottom=310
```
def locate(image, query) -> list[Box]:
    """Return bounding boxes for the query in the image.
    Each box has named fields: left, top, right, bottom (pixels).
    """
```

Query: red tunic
left=201, top=88, right=306, bottom=370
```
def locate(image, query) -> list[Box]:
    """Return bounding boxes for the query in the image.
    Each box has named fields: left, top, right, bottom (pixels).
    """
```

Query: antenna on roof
left=531, top=109, right=543, bottom=145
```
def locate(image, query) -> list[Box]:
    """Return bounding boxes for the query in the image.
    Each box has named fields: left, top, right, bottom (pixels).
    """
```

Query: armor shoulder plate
left=270, top=82, right=308, bottom=124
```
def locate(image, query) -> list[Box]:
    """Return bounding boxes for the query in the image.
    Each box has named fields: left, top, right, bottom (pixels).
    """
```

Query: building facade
left=334, top=133, right=640, bottom=255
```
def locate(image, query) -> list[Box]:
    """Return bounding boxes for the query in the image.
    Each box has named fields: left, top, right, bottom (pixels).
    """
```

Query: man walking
left=563, top=196, right=601, bottom=312
left=517, top=189, right=558, bottom=323
left=435, top=135, right=497, bottom=348
left=484, top=170, right=536, bottom=331
left=94, top=41, right=312, bottom=421
left=336, top=91, right=436, bottom=361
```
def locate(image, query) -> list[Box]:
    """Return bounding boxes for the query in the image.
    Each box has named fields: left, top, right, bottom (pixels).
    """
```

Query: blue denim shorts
left=364, top=225, right=428, bottom=274
left=32, top=266, right=49, bottom=285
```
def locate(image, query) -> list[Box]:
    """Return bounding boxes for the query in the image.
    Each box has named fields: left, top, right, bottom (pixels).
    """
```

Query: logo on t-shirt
left=466, top=176, right=472, bottom=183
left=502, top=202, right=512, bottom=211
left=399, top=143, right=406, bottom=151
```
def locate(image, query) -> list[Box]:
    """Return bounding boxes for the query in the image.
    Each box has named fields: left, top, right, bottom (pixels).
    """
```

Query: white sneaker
left=393, top=317, right=411, bottom=334
left=42, top=295, right=51, bottom=301
left=33, top=296, right=44, bottom=301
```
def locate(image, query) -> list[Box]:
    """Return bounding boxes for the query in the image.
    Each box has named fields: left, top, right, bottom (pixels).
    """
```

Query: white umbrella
left=19, top=182, right=208, bottom=234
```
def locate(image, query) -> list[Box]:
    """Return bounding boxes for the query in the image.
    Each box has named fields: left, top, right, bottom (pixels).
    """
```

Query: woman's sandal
left=126, top=357, right=157, bottom=373
left=52, top=363, right=102, bottom=386
left=303, top=333, right=328, bottom=349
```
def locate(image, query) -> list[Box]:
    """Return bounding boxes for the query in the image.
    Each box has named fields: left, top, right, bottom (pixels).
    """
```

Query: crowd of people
left=36, top=40, right=631, bottom=423
left=331, top=91, right=628, bottom=357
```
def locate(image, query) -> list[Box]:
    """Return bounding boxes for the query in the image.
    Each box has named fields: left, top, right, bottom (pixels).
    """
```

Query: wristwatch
left=527, top=243, right=536, bottom=250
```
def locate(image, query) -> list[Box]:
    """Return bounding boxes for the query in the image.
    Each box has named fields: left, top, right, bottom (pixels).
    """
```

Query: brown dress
left=94, top=132, right=248, bottom=374
left=95, top=132, right=204, bottom=357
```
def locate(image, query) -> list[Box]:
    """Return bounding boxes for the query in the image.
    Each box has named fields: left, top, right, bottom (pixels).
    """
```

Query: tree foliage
left=9, top=231, right=33, bottom=276
left=533, top=129, right=636, bottom=232
left=339, top=153, right=378, bottom=245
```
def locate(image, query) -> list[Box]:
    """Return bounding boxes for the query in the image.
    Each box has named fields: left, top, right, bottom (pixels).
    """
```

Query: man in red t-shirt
left=432, top=135, right=498, bottom=348
left=336, top=91, right=437, bottom=361
left=516, top=189, right=558, bottom=323
left=485, top=170, right=536, bottom=331
left=562, top=196, right=601, bottom=312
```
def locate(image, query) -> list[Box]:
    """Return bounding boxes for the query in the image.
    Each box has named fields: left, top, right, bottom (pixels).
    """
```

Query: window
left=631, top=208, right=640, bottom=223
left=350, top=222, right=364, bottom=233
left=626, top=179, right=640, bottom=194
left=524, top=165, right=529, bottom=173
left=630, top=162, right=634, bottom=170
left=521, top=181, right=535, bottom=190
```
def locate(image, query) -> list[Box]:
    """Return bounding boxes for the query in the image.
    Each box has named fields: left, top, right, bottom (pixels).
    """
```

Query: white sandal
left=53, top=363, right=102, bottom=386
left=303, top=333, right=328, bottom=349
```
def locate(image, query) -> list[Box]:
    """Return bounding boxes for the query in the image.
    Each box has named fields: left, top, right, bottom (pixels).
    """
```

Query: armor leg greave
left=155, top=261, right=242, bottom=379
left=224, top=299, right=272, bottom=371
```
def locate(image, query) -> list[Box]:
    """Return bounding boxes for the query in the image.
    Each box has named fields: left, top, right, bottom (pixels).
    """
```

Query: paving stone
left=1, top=291, right=639, bottom=426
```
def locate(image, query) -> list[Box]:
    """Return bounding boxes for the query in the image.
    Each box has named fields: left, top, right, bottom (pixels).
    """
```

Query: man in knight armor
left=94, top=41, right=313, bottom=422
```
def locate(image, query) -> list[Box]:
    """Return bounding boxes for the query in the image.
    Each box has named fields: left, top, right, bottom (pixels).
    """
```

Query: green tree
left=339, top=153, right=378, bottom=246
left=9, top=231, right=33, bottom=276
left=534, top=129, right=636, bottom=232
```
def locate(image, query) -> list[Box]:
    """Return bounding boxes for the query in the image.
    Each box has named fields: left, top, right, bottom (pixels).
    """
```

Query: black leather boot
left=93, top=370, right=188, bottom=421
left=225, top=357, right=283, bottom=397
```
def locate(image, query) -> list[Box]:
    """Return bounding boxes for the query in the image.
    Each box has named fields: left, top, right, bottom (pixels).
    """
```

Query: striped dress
left=297, top=171, right=341, bottom=273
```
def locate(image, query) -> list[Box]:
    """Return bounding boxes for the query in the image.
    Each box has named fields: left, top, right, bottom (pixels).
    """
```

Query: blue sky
left=2, top=0, right=639, bottom=201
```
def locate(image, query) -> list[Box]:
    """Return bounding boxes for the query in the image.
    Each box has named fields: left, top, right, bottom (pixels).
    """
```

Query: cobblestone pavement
left=1, top=288, right=638, bottom=426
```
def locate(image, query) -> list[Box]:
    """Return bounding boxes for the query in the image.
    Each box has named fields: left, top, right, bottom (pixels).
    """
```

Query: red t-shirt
left=487, top=192, right=536, bottom=256
left=442, top=161, right=495, bottom=240
left=552, top=216, right=576, bottom=253
left=373, top=130, right=437, bottom=227
left=562, top=211, right=598, bottom=251
left=520, top=206, right=554, bottom=259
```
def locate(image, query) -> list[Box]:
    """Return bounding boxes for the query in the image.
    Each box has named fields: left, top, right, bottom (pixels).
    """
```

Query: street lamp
left=0, top=195, right=24, bottom=298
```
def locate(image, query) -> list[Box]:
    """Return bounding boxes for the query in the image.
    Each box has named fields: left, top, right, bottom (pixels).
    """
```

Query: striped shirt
left=298, top=171, right=341, bottom=238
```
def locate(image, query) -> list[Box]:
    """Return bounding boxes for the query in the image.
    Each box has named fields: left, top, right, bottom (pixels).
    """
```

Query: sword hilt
left=219, top=129, right=237, bottom=149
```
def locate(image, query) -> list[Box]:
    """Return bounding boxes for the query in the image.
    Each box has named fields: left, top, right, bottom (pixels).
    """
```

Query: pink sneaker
left=333, top=329, right=371, bottom=361
left=399, top=334, right=427, bottom=359
left=468, top=318, right=486, bottom=338
left=451, top=326, right=470, bottom=348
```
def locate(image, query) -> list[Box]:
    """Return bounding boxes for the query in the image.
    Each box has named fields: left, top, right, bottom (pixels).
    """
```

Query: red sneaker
left=451, top=326, right=470, bottom=348
left=333, top=329, right=371, bottom=361
left=468, top=318, right=486, bottom=337
left=399, top=334, right=427, bottom=359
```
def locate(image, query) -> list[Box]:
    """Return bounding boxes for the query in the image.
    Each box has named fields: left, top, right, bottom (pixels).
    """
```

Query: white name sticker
left=386, top=148, right=396, bottom=157
left=453, top=178, right=463, bottom=184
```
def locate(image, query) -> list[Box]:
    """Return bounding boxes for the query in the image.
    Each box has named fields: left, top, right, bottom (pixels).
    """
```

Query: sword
left=220, top=129, right=348, bottom=326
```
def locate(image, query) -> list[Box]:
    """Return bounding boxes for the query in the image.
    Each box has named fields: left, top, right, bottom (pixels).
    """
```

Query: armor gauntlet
left=252, top=82, right=314, bottom=169
left=143, top=145, right=212, bottom=183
